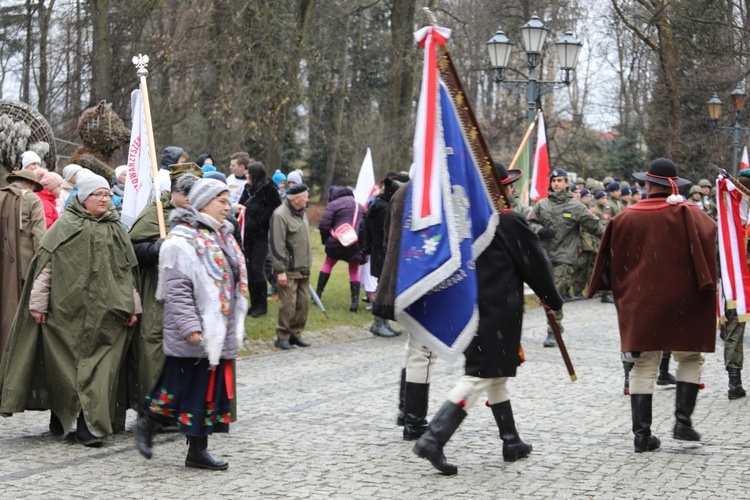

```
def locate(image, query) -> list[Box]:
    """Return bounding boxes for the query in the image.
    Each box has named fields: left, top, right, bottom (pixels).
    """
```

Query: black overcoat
left=464, top=210, right=563, bottom=378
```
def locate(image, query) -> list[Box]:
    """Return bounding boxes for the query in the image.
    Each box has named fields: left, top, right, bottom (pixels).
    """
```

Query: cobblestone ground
left=1, top=299, right=750, bottom=499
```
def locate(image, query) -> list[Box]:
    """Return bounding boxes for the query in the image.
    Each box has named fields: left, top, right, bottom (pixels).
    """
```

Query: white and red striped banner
left=717, top=175, right=750, bottom=319
left=411, top=25, right=451, bottom=231
left=530, top=111, right=550, bottom=201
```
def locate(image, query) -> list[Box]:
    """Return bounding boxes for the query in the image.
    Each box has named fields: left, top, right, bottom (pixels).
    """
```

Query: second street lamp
left=707, top=85, right=750, bottom=177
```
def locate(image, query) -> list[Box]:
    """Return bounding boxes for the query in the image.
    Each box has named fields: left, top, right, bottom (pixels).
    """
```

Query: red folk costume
left=588, top=195, right=718, bottom=353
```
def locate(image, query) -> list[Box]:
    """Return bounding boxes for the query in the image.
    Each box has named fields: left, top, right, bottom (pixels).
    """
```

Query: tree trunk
left=22, top=0, right=33, bottom=103
left=37, top=0, right=55, bottom=118
left=90, top=0, right=112, bottom=103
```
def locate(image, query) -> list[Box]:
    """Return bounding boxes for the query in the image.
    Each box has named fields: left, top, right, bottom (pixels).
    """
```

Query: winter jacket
left=160, top=208, right=246, bottom=361
left=36, top=189, right=59, bottom=228
left=269, top=199, right=311, bottom=277
left=360, top=194, right=390, bottom=278
left=239, top=179, right=282, bottom=244
left=529, top=190, right=604, bottom=266
left=319, top=186, right=364, bottom=263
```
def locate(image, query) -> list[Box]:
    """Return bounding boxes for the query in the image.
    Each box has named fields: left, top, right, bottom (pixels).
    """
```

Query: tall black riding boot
left=349, top=281, right=361, bottom=312
left=656, top=352, right=676, bottom=386
left=186, top=435, right=229, bottom=470
left=673, top=382, right=701, bottom=441
left=728, top=368, right=747, bottom=400
left=403, top=382, right=429, bottom=441
left=631, top=394, right=660, bottom=452
left=490, top=400, right=532, bottom=462
left=397, top=369, right=406, bottom=426
left=49, top=412, right=64, bottom=435
left=316, top=271, right=331, bottom=300
left=623, top=361, right=634, bottom=395
left=134, top=413, right=159, bottom=459
left=250, top=281, right=268, bottom=317
left=412, top=401, right=467, bottom=475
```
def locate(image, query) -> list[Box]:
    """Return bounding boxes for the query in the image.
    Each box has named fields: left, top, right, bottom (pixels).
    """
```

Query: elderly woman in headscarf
left=133, top=178, right=248, bottom=471
left=0, top=173, right=141, bottom=447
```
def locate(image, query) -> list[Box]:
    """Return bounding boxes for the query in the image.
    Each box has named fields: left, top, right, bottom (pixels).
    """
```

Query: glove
left=538, top=228, right=556, bottom=240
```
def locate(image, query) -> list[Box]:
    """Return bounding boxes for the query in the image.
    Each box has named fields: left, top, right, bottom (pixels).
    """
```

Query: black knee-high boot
left=656, top=352, right=676, bottom=385
left=673, top=382, right=701, bottom=441
left=403, top=382, right=429, bottom=441
left=631, top=394, right=660, bottom=452
left=316, top=271, right=331, bottom=299
left=134, top=413, right=159, bottom=459
left=412, top=401, right=467, bottom=475
left=349, top=281, right=360, bottom=312
left=186, top=435, right=228, bottom=470
left=490, top=401, right=532, bottom=462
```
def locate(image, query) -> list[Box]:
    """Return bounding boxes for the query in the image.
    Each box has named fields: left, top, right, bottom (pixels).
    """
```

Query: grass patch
left=244, top=228, right=373, bottom=343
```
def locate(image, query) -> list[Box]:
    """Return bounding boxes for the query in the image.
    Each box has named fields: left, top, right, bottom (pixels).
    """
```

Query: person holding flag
left=529, top=168, right=604, bottom=347
left=412, top=163, right=562, bottom=475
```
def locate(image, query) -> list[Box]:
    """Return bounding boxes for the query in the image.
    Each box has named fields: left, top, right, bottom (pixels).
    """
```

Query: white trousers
left=447, top=375, right=510, bottom=409
left=404, top=333, right=436, bottom=384
left=630, top=350, right=704, bottom=394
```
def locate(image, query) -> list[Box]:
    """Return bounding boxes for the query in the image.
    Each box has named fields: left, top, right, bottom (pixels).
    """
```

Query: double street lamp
left=707, top=85, right=750, bottom=177
left=486, top=13, right=582, bottom=127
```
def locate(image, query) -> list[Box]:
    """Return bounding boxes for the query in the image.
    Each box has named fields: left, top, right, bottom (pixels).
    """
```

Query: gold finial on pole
left=132, top=53, right=166, bottom=238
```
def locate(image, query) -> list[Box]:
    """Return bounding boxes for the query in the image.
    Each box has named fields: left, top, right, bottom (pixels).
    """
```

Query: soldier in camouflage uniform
left=607, top=182, right=625, bottom=215
left=529, top=168, right=605, bottom=347
left=698, top=179, right=717, bottom=219
left=590, top=191, right=615, bottom=304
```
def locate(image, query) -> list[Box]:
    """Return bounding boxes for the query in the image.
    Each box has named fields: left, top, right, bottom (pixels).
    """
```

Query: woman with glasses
left=133, top=178, right=248, bottom=471
left=0, top=173, right=141, bottom=447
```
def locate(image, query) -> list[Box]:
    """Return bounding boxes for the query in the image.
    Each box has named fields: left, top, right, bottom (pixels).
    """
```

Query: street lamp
left=486, top=12, right=582, bottom=175
left=707, top=85, right=750, bottom=177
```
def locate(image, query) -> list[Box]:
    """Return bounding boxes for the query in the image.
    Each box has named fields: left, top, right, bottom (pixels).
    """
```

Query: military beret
left=594, top=190, right=607, bottom=200
left=580, top=188, right=590, bottom=197
left=607, top=182, right=620, bottom=192
left=621, top=187, right=630, bottom=195
left=549, top=168, right=568, bottom=179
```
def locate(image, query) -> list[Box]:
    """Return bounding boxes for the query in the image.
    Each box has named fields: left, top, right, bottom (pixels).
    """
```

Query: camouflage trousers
left=547, top=263, right=574, bottom=336
left=571, top=251, right=596, bottom=296
left=721, top=307, right=746, bottom=370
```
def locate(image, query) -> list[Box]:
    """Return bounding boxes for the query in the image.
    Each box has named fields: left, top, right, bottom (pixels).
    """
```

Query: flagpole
left=508, top=110, right=540, bottom=171
left=133, top=54, right=166, bottom=238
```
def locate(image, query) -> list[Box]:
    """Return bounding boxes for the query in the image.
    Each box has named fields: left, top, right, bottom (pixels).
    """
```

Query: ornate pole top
left=132, top=54, right=150, bottom=78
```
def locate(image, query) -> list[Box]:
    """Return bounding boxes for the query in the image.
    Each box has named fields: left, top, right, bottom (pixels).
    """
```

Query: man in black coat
left=413, top=163, right=563, bottom=475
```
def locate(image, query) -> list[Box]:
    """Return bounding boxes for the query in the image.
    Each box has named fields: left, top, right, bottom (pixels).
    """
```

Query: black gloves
left=538, top=227, right=557, bottom=240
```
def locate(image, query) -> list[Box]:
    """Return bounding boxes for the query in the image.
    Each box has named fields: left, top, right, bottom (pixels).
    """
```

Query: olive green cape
left=0, top=198, right=137, bottom=437
left=123, top=192, right=173, bottom=412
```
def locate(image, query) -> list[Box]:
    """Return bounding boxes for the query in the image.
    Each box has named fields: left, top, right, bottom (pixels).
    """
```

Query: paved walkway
left=1, top=299, right=749, bottom=499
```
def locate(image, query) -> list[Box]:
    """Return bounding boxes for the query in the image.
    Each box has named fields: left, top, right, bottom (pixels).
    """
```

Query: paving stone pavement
left=1, top=298, right=750, bottom=499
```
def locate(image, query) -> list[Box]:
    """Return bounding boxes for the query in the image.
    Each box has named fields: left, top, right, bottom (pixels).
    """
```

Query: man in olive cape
left=0, top=198, right=138, bottom=438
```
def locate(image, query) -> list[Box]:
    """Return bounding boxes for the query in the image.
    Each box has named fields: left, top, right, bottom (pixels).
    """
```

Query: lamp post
left=486, top=13, right=581, bottom=173
left=707, top=85, right=750, bottom=177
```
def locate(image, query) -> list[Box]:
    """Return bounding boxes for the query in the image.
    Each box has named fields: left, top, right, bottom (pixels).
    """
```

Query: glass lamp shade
left=707, top=94, right=723, bottom=121
left=520, top=13, right=548, bottom=54
left=486, top=26, right=514, bottom=69
left=555, top=30, right=582, bottom=70
left=730, top=85, right=747, bottom=111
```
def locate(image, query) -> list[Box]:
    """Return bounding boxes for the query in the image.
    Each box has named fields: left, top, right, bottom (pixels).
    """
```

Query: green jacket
left=0, top=199, right=137, bottom=438
left=269, top=200, right=312, bottom=277
left=125, top=191, right=173, bottom=408
left=530, top=191, right=604, bottom=266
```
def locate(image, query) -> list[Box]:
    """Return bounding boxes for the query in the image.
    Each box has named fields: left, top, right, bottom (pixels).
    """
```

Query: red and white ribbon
left=411, top=25, right=451, bottom=231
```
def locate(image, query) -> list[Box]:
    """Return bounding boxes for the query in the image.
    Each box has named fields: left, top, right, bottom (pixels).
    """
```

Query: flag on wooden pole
left=530, top=111, right=550, bottom=201
left=717, top=174, right=750, bottom=321
left=121, top=89, right=154, bottom=228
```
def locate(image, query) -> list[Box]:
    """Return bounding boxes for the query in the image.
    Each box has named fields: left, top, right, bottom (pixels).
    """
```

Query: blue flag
left=394, top=80, right=498, bottom=362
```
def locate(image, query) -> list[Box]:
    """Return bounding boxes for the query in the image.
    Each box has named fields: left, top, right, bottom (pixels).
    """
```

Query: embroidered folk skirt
left=146, top=357, right=232, bottom=436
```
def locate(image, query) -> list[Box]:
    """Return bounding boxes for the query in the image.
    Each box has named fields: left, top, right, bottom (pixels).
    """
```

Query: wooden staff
left=508, top=110, right=540, bottom=171
left=544, top=305, right=577, bottom=381
left=133, top=54, right=166, bottom=238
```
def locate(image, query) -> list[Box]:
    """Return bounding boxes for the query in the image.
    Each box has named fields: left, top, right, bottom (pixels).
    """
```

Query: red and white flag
left=741, top=146, right=749, bottom=172
left=717, top=175, right=750, bottom=319
left=530, top=111, right=550, bottom=201
left=353, top=147, right=376, bottom=207
left=411, top=25, right=451, bottom=231
left=121, top=89, right=154, bottom=227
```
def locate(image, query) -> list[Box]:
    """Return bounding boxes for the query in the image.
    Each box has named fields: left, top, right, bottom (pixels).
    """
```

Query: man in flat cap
left=269, top=183, right=313, bottom=350
left=529, top=168, right=605, bottom=347
left=588, top=158, right=717, bottom=453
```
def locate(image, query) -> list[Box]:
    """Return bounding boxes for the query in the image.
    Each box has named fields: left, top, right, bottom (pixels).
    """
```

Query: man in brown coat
left=0, top=169, right=47, bottom=360
left=588, top=158, right=717, bottom=453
